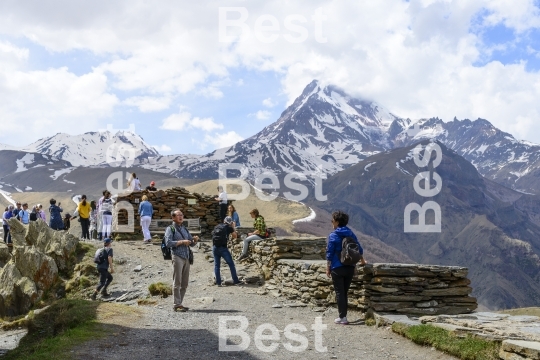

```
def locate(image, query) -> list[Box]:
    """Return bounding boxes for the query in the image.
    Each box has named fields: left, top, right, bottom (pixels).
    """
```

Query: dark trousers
left=213, top=245, right=239, bottom=285
left=219, top=203, right=228, bottom=222
left=96, top=268, right=113, bottom=292
left=331, top=266, right=355, bottom=318
left=3, top=225, right=10, bottom=243
left=80, top=217, right=90, bottom=239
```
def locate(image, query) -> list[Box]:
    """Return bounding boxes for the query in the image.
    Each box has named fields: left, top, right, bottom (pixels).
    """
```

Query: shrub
left=148, top=282, right=172, bottom=298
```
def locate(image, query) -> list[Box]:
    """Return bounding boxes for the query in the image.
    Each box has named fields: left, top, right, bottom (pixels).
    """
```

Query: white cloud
left=123, top=96, right=171, bottom=112
left=1, top=0, right=540, bottom=144
left=203, top=131, right=244, bottom=149
left=262, top=98, right=276, bottom=107
left=160, top=111, right=223, bottom=132
left=0, top=42, right=118, bottom=144
left=152, top=144, right=172, bottom=153
left=250, top=110, right=272, bottom=121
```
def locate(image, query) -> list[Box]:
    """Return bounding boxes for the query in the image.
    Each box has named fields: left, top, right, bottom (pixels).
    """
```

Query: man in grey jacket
left=165, top=208, right=199, bottom=312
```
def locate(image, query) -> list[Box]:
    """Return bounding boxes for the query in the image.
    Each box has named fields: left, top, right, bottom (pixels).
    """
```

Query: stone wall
left=228, top=236, right=325, bottom=279
left=115, top=187, right=230, bottom=237
left=0, top=219, right=79, bottom=317
left=229, top=237, right=477, bottom=315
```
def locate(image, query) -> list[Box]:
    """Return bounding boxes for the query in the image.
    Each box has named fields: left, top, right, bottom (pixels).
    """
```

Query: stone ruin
left=0, top=219, right=79, bottom=317
left=115, top=187, right=225, bottom=237
left=227, top=236, right=477, bottom=316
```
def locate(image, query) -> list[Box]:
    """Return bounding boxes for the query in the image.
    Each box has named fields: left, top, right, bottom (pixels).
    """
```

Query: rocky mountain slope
left=393, top=117, right=540, bottom=194
left=141, top=80, right=397, bottom=180
left=312, top=140, right=540, bottom=310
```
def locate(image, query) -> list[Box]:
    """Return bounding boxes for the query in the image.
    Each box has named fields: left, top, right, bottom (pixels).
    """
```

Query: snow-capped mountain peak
left=23, top=131, right=159, bottom=167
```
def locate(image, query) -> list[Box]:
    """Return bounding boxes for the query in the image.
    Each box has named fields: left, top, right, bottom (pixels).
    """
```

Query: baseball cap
left=224, top=216, right=233, bottom=224
left=103, top=238, right=113, bottom=243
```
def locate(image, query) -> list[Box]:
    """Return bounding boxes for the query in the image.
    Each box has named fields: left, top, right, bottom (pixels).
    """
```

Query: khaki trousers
left=172, top=254, right=190, bottom=306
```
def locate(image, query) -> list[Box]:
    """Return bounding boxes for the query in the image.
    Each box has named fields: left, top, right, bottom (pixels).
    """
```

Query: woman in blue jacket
left=49, top=199, right=64, bottom=230
left=326, top=210, right=366, bottom=325
left=138, top=195, right=154, bottom=243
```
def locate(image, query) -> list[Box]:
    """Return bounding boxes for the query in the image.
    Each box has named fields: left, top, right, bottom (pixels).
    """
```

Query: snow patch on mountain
left=15, top=153, right=35, bottom=173
left=364, top=162, right=376, bottom=171
left=50, top=167, right=76, bottom=180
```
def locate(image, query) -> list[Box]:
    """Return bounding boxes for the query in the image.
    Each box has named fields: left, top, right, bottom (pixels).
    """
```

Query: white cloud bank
left=160, top=111, right=223, bottom=132
left=0, top=0, right=540, bottom=144
left=203, top=131, right=244, bottom=149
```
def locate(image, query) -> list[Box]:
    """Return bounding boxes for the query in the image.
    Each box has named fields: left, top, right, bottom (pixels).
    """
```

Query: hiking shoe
left=237, top=254, right=248, bottom=261
left=174, top=305, right=188, bottom=312
left=90, top=292, right=97, bottom=301
left=334, top=317, right=349, bottom=325
left=233, top=281, right=243, bottom=286
left=100, top=290, right=110, bottom=297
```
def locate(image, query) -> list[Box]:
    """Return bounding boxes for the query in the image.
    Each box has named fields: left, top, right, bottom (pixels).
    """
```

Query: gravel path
left=73, top=239, right=457, bottom=360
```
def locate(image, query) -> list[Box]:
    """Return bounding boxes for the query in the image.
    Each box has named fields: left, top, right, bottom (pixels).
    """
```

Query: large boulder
left=12, top=246, right=58, bottom=291
left=0, top=242, right=10, bottom=267
left=0, top=219, right=79, bottom=317
left=0, top=263, right=37, bottom=316
left=9, top=219, right=78, bottom=272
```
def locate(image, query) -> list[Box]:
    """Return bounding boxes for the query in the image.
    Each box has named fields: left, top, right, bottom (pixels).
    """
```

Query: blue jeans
left=96, top=268, right=113, bottom=292
left=242, top=235, right=263, bottom=256
left=213, top=246, right=239, bottom=285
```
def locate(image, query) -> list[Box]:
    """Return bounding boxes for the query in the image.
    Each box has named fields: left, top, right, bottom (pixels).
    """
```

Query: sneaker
left=100, top=290, right=110, bottom=297
left=174, top=305, right=189, bottom=312
left=233, top=281, right=243, bottom=286
left=334, top=317, right=349, bottom=325
left=90, top=292, right=97, bottom=300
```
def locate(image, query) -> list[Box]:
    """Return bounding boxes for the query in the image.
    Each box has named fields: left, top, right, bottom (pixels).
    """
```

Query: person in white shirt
left=215, top=186, right=228, bottom=222
left=127, top=172, right=142, bottom=192
left=101, top=191, right=115, bottom=238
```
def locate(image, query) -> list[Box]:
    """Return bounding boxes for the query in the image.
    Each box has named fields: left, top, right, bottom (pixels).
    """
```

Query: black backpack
left=29, top=211, right=38, bottom=221
left=94, top=248, right=108, bottom=264
left=340, top=236, right=362, bottom=265
left=212, top=224, right=229, bottom=247
left=161, top=225, right=175, bottom=260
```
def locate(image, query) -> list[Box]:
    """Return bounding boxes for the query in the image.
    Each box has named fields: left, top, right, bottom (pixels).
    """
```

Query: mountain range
left=5, top=80, right=539, bottom=195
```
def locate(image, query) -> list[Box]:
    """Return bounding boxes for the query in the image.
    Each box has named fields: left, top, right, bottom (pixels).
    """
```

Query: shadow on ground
left=73, top=325, right=262, bottom=360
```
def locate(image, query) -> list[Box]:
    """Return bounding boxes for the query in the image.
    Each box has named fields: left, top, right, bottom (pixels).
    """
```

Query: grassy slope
left=185, top=179, right=311, bottom=232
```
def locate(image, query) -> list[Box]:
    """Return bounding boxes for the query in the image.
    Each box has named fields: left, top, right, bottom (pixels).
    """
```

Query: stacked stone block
left=116, top=187, right=227, bottom=237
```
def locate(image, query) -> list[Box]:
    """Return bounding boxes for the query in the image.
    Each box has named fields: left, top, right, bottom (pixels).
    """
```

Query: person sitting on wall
left=146, top=181, right=157, bottom=191
left=237, top=208, right=267, bottom=261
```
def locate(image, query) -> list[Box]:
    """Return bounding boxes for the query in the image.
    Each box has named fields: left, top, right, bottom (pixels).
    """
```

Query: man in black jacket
left=212, top=216, right=241, bottom=286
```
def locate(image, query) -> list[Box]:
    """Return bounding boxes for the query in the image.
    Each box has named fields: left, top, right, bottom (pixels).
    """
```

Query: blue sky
left=1, top=0, right=540, bottom=154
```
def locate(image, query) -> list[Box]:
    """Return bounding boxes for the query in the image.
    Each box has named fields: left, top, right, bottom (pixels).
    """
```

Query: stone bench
left=149, top=218, right=201, bottom=235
